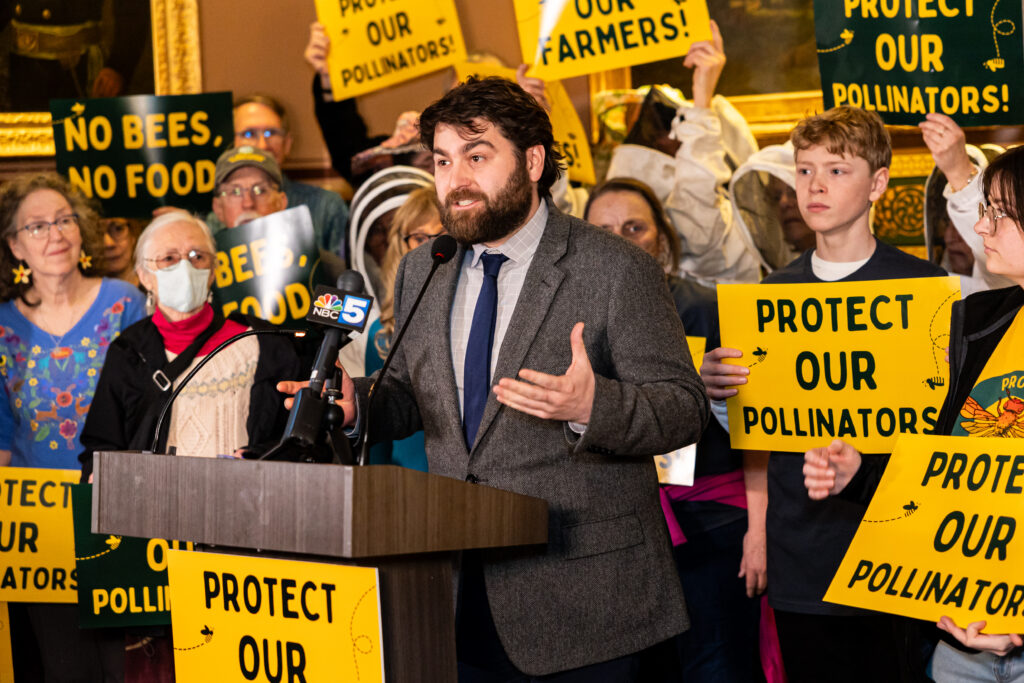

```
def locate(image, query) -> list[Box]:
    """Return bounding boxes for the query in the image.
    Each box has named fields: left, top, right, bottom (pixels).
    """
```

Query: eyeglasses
left=216, top=183, right=278, bottom=203
left=978, top=202, right=1010, bottom=234
left=144, top=249, right=214, bottom=271
left=237, top=127, right=287, bottom=142
left=21, top=214, right=79, bottom=239
left=402, top=232, right=445, bottom=249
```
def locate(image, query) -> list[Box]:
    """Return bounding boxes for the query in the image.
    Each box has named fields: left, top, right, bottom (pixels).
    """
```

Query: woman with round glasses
left=804, top=144, right=1024, bottom=681
left=0, top=173, right=145, bottom=680
left=78, top=211, right=301, bottom=476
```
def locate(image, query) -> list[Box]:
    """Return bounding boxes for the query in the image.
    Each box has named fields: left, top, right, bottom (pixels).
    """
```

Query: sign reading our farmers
left=514, top=0, right=712, bottom=82
left=71, top=484, right=193, bottom=628
left=718, top=277, right=961, bottom=453
left=211, top=206, right=321, bottom=326
left=167, top=549, right=384, bottom=682
left=50, top=93, right=233, bottom=217
left=0, top=468, right=79, bottom=603
left=315, top=0, right=466, bottom=99
left=826, top=433, right=1024, bottom=633
left=453, top=61, right=596, bottom=185
left=814, top=0, right=1024, bottom=126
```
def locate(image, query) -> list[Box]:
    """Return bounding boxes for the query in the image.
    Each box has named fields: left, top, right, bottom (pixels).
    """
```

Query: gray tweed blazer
left=354, top=206, right=708, bottom=675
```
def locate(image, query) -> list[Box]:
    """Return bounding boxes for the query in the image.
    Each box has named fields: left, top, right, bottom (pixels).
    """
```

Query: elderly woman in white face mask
left=77, top=211, right=302, bottom=477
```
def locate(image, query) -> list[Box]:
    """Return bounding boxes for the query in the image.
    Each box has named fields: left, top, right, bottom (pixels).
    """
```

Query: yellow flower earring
left=12, top=262, right=30, bottom=285
left=79, top=250, right=92, bottom=270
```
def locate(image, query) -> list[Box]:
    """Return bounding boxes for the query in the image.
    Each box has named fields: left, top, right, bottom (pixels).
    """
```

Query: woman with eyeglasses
left=0, top=174, right=146, bottom=471
left=77, top=211, right=301, bottom=477
left=803, top=144, right=1024, bottom=681
left=0, top=174, right=145, bottom=680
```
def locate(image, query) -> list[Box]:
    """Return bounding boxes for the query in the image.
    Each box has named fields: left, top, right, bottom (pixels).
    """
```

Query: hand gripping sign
left=514, top=0, right=712, bottom=82
left=718, top=277, right=961, bottom=454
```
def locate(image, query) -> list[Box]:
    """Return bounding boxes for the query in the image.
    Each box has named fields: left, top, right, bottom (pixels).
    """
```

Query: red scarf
left=152, top=304, right=247, bottom=356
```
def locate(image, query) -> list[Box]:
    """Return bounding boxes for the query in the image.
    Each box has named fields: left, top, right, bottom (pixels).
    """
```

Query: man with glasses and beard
left=317, top=77, right=709, bottom=681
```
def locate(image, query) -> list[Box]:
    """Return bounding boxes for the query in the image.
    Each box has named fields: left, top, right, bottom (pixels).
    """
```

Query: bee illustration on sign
left=959, top=390, right=1024, bottom=437
left=748, top=347, right=767, bottom=367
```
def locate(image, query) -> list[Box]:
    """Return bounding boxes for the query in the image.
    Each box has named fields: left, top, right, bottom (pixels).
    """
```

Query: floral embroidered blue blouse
left=0, top=279, right=146, bottom=470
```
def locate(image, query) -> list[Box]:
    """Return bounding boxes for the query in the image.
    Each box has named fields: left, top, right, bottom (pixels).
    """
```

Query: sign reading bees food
left=826, top=433, right=1024, bottom=633
left=718, top=277, right=961, bottom=453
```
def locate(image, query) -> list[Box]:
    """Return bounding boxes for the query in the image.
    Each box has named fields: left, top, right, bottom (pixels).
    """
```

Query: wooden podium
left=92, top=451, right=549, bottom=682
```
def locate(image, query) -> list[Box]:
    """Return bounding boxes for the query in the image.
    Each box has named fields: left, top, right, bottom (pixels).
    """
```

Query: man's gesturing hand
left=494, top=322, right=595, bottom=424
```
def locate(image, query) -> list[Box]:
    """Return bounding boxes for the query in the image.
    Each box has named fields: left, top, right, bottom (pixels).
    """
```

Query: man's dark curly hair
left=418, top=76, right=564, bottom=198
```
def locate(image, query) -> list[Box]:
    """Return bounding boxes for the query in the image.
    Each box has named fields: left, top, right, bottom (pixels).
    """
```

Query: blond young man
left=702, top=106, right=946, bottom=682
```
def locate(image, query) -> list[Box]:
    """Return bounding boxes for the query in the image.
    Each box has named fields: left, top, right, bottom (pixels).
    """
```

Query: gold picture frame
left=0, top=0, right=202, bottom=157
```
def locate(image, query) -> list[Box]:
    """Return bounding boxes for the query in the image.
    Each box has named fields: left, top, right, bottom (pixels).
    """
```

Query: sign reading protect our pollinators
left=0, top=468, right=79, bottom=603
left=315, top=0, right=467, bottom=99
left=718, top=277, right=961, bottom=453
left=514, top=0, right=712, bottom=82
left=825, top=433, right=1024, bottom=633
left=71, top=484, right=193, bottom=628
left=453, top=61, right=596, bottom=185
left=167, top=550, right=384, bottom=682
left=50, top=93, right=233, bottom=217
left=814, top=0, right=1024, bottom=125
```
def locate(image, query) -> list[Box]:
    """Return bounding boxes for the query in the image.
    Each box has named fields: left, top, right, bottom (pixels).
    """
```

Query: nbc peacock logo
left=313, top=293, right=343, bottom=311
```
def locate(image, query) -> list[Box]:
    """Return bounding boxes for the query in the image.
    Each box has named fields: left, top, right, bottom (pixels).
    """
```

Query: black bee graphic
left=902, top=501, right=919, bottom=516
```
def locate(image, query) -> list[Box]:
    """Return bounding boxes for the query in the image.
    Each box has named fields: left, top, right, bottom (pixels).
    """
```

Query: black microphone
left=307, top=270, right=368, bottom=395
left=357, top=234, right=457, bottom=465
left=263, top=271, right=375, bottom=457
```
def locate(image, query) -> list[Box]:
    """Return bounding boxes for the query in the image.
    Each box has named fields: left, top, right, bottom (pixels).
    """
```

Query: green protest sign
left=71, top=484, right=192, bottom=628
left=212, top=206, right=326, bottom=326
left=814, top=1, right=1024, bottom=126
left=50, top=93, right=233, bottom=217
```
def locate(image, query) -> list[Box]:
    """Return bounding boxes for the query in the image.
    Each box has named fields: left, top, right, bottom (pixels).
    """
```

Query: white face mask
left=152, top=260, right=211, bottom=313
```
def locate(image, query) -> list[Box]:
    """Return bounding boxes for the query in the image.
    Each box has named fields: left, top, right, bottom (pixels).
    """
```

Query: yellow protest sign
left=719, top=277, right=961, bottom=453
left=316, top=0, right=467, bottom=99
left=514, top=0, right=712, bottom=82
left=686, top=335, right=706, bottom=367
left=168, top=550, right=383, bottom=682
left=0, top=468, right=79, bottom=603
left=453, top=61, right=596, bottom=185
left=653, top=336, right=705, bottom=486
left=826, top=433, right=1024, bottom=633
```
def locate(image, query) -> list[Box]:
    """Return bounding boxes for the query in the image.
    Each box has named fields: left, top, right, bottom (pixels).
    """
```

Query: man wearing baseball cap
left=210, top=145, right=289, bottom=230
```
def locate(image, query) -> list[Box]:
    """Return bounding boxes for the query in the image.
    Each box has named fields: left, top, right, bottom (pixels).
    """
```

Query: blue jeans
left=932, top=641, right=1024, bottom=683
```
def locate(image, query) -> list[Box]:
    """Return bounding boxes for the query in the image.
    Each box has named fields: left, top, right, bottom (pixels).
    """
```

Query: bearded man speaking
left=315, top=77, right=708, bottom=681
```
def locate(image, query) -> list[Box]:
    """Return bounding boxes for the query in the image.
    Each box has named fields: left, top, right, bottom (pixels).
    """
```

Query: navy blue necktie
left=463, top=252, right=508, bottom=448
